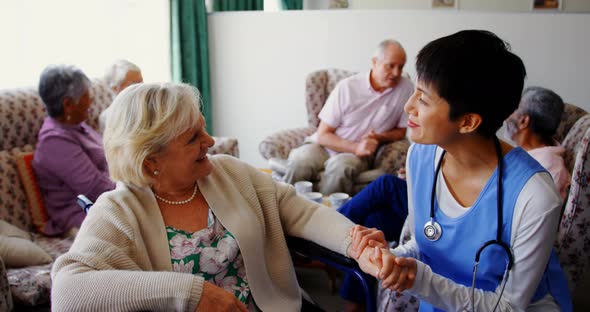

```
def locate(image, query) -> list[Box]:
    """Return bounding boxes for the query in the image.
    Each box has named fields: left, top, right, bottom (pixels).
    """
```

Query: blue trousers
left=337, top=174, right=408, bottom=304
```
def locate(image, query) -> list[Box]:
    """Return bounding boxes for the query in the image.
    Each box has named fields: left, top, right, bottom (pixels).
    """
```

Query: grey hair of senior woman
left=104, top=59, right=141, bottom=89
left=103, top=83, right=202, bottom=187
left=38, top=64, right=91, bottom=118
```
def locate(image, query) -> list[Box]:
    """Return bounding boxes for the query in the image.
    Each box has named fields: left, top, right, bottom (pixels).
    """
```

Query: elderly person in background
left=505, top=86, right=571, bottom=200
left=98, top=59, right=143, bottom=133
left=283, top=39, right=413, bottom=195
left=51, top=82, right=378, bottom=311
left=33, top=65, right=115, bottom=237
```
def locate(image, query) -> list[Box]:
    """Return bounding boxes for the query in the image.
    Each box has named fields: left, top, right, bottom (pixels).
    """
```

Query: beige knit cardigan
left=51, top=155, right=354, bottom=311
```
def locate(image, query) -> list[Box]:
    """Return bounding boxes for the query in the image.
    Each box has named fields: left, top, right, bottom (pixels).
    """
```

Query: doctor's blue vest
left=408, top=144, right=572, bottom=312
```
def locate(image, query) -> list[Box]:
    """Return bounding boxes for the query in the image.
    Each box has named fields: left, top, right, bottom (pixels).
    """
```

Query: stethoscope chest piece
left=424, top=219, right=442, bottom=241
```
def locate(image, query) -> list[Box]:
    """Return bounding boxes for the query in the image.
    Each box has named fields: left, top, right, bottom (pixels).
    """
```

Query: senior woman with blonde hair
left=51, top=82, right=377, bottom=311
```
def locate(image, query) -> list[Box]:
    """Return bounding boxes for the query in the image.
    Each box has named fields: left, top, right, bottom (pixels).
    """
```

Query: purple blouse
left=33, top=117, right=115, bottom=236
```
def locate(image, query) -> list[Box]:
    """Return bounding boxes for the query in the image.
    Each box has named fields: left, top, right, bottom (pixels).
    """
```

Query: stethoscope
left=423, top=137, right=514, bottom=311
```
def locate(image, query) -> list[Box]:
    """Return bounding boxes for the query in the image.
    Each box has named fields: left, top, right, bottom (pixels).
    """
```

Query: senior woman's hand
left=347, top=225, right=387, bottom=259
left=196, top=282, right=248, bottom=312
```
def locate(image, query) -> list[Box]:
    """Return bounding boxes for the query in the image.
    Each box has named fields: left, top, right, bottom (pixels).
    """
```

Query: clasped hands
left=348, top=225, right=417, bottom=292
left=354, top=130, right=380, bottom=157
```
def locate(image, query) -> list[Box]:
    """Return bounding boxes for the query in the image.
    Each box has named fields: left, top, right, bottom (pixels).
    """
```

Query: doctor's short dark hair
left=416, top=30, right=526, bottom=137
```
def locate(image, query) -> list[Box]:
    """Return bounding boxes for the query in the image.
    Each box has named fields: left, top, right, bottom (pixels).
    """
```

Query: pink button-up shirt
left=312, top=71, right=414, bottom=156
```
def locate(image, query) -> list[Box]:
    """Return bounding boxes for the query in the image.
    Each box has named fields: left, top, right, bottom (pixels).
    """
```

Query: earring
left=153, top=170, right=159, bottom=176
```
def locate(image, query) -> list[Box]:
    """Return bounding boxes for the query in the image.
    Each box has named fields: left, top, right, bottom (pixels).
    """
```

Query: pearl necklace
left=154, top=183, right=198, bottom=205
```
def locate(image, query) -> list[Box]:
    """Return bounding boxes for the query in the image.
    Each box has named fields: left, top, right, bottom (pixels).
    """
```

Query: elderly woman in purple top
left=33, top=65, right=115, bottom=237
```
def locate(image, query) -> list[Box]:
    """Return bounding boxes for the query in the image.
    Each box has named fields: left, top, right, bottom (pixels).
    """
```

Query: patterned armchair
left=0, top=257, right=12, bottom=312
left=378, top=104, right=589, bottom=311
left=556, top=112, right=590, bottom=306
left=258, top=68, right=410, bottom=193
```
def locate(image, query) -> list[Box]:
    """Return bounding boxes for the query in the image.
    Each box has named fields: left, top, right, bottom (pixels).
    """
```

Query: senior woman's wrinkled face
left=151, top=115, right=215, bottom=190
left=65, top=87, right=93, bottom=124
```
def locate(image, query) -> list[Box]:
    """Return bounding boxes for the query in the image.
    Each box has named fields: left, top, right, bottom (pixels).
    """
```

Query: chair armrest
left=269, top=158, right=288, bottom=176
left=374, top=139, right=411, bottom=175
left=286, top=235, right=377, bottom=311
left=286, top=235, right=356, bottom=268
left=210, top=136, right=239, bottom=158
left=259, top=127, right=315, bottom=160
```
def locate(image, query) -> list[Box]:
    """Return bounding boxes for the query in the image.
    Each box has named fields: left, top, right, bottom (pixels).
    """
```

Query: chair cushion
left=0, top=236, right=52, bottom=268
left=0, top=235, right=52, bottom=268
left=0, top=235, right=53, bottom=268
left=7, top=234, right=74, bottom=307
left=0, top=220, right=30, bottom=239
left=0, top=220, right=51, bottom=269
left=14, top=151, right=47, bottom=234
left=0, top=146, right=34, bottom=232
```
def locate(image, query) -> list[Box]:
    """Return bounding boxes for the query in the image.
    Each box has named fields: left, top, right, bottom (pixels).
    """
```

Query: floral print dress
left=167, top=209, right=253, bottom=308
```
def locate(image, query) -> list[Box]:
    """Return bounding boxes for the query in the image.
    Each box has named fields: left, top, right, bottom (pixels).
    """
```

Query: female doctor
left=351, top=30, right=572, bottom=311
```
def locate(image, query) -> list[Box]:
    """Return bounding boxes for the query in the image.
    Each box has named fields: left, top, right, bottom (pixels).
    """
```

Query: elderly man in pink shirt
left=505, top=86, right=571, bottom=200
left=283, top=39, right=414, bottom=195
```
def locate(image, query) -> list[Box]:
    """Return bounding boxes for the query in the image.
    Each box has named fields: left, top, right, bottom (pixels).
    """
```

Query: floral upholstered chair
left=378, top=104, right=589, bottom=311
left=0, top=257, right=12, bottom=312
left=258, top=68, right=410, bottom=194
left=555, top=112, right=590, bottom=306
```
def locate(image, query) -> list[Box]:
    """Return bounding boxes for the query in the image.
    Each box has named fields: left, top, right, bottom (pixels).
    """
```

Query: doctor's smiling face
left=404, top=81, right=464, bottom=145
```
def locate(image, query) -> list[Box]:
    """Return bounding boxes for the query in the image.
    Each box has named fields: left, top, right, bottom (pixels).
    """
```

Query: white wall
left=208, top=9, right=590, bottom=168
left=0, top=0, right=170, bottom=89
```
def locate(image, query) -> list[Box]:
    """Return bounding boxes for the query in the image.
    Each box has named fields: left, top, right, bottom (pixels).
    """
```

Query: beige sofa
left=0, top=79, right=239, bottom=309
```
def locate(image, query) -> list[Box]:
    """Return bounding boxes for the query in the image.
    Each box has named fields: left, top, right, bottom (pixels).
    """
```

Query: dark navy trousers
left=337, top=174, right=408, bottom=304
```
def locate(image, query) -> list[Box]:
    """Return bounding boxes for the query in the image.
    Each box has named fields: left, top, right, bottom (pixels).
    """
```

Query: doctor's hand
left=372, top=246, right=417, bottom=292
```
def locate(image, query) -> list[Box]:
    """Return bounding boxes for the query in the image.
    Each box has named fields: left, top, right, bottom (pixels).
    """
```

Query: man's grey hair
left=104, top=59, right=141, bottom=89
left=518, top=86, right=564, bottom=141
left=38, top=65, right=91, bottom=118
left=373, top=39, right=404, bottom=61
